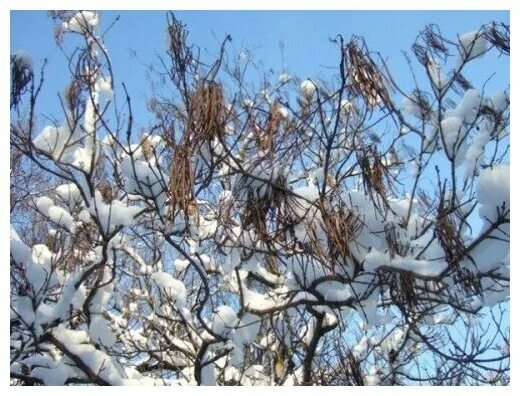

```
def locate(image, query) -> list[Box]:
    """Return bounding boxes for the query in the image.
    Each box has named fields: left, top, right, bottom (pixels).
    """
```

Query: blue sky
left=11, top=10, right=509, bottom=129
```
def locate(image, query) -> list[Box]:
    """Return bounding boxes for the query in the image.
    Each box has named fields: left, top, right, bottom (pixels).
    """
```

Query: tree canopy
left=10, top=11, right=509, bottom=385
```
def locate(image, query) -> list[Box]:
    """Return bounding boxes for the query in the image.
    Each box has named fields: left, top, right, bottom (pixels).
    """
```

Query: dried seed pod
left=347, top=39, right=390, bottom=108
left=400, top=272, right=418, bottom=308
left=98, top=181, right=114, bottom=203
left=65, top=80, right=83, bottom=112
left=189, top=81, right=226, bottom=145
left=168, top=143, right=196, bottom=218
left=140, top=134, right=154, bottom=160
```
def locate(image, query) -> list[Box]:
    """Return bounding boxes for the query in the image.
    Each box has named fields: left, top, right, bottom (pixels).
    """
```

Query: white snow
left=95, top=75, right=113, bottom=99
left=72, top=146, right=96, bottom=173
left=276, top=105, right=289, bottom=119
left=31, top=363, right=76, bottom=386
left=151, top=271, right=187, bottom=308
left=200, top=353, right=216, bottom=385
left=242, top=287, right=278, bottom=312
left=300, top=79, right=316, bottom=99
left=489, top=90, right=509, bottom=112
left=286, top=255, right=327, bottom=290
left=233, top=313, right=261, bottom=345
left=89, top=190, right=141, bottom=233
left=341, top=100, right=355, bottom=114
left=10, top=227, right=32, bottom=266
left=74, top=93, right=100, bottom=173
left=11, top=296, right=36, bottom=326
left=62, top=11, right=99, bottom=33
left=463, top=123, right=490, bottom=181
left=440, top=116, right=465, bottom=158
left=464, top=232, right=509, bottom=274
left=50, top=326, right=129, bottom=385
left=35, top=196, right=76, bottom=232
left=477, top=164, right=510, bottom=221
left=481, top=276, right=509, bottom=306
left=35, top=196, right=54, bottom=214
left=458, top=30, right=488, bottom=59
left=365, top=366, right=381, bottom=385
left=365, top=249, right=447, bottom=278
left=352, top=336, right=369, bottom=359
left=448, top=89, right=481, bottom=123
left=212, top=305, right=238, bottom=337
left=120, top=155, right=168, bottom=209
left=315, top=281, right=352, bottom=301
left=32, top=124, right=81, bottom=162
left=240, top=365, right=270, bottom=385
left=89, top=269, right=114, bottom=312
left=427, top=58, right=448, bottom=91
left=190, top=214, right=218, bottom=241
left=89, top=314, right=116, bottom=347
left=174, top=258, right=190, bottom=272
left=39, top=271, right=86, bottom=323
left=301, top=316, right=317, bottom=346
left=279, top=73, right=292, bottom=84
left=55, top=183, right=83, bottom=206
left=380, top=327, right=406, bottom=357
left=288, top=185, right=322, bottom=244
left=232, top=156, right=286, bottom=201
left=27, top=244, right=54, bottom=295
left=402, top=96, right=423, bottom=118
left=48, top=205, right=76, bottom=232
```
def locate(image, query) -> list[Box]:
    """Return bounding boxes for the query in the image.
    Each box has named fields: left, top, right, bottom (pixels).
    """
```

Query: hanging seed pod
left=140, top=134, right=154, bottom=161
left=98, top=181, right=114, bottom=203
left=347, top=353, right=364, bottom=386
left=168, top=143, right=197, bottom=218
left=346, top=39, right=391, bottom=109
left=189, top=81, right=226, bottom=145
left=400, top=272, right=418, bottom=308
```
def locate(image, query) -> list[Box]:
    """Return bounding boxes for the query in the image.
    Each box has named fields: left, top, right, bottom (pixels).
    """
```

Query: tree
left=10, top=11, right=510, bottom=385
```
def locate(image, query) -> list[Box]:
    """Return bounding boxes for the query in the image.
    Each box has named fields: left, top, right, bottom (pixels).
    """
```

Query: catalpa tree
left=10, top=11, right=510, bottom=385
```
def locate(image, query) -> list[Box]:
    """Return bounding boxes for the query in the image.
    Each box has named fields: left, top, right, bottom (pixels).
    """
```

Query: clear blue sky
left=11, top=10, right=509, bottom=130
